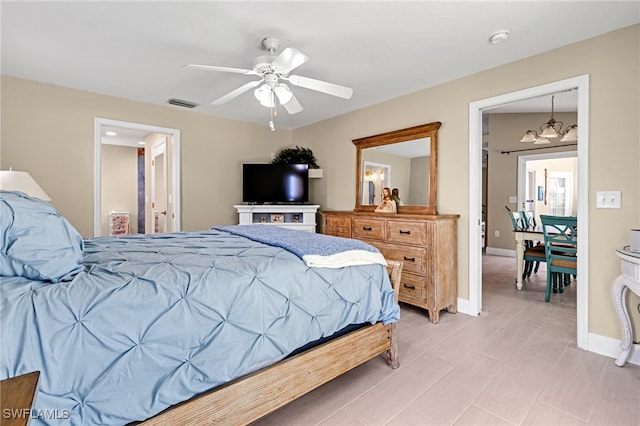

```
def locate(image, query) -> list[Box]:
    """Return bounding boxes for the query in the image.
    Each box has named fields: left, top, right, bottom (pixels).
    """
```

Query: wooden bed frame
left=141, top=260, right=402, bottom=426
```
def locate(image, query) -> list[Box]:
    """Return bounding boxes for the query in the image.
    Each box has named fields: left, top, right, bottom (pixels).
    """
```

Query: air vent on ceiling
left=167, top=98, right=198, bottom=109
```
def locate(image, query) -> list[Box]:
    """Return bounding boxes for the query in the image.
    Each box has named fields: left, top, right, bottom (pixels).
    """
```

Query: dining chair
left=507, top=210, right=546, bottom=279
left=540, top=215, right=578, bottom=302
left=522, top=210, right=537, bottom=228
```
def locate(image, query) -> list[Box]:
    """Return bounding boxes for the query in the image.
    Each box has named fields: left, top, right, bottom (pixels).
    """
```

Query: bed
left=0, top=190, right=401, bottom=425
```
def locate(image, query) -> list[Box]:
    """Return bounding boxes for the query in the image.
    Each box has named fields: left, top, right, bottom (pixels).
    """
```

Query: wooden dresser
left=321, top=210, right=458, bottom=323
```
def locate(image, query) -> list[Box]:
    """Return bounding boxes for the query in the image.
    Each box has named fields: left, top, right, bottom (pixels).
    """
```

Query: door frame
left=468, top=75, right=589, bottom=350
left=517, top=150, right=577, bottom=213
left=151, top=138, right=168, bottom=233
left=94, top=118, right=181, bottom=237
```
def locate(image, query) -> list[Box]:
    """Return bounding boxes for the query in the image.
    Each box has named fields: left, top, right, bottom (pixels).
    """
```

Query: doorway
left=517, top=151, right=578, bottom=219
left=468, top=75, right=590, bottom=350
left=362, top=161, right=391, bottom=205
left=94, top=118, right=181, bottom=237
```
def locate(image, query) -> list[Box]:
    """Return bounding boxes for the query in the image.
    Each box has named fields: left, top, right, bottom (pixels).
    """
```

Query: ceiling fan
left=185, top=37, right=353, bottom=116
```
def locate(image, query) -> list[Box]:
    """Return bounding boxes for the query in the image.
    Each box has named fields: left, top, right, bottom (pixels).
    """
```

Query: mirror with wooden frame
left=353, top=121, right=440, bottom=214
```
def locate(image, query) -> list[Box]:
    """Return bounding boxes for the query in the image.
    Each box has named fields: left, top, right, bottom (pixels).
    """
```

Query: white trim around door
left=467, top=74, right=590, bottom=351
left=94, top=118, right=181, bottom=237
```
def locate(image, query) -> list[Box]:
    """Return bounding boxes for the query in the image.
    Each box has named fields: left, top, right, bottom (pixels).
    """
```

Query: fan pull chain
left=268, top=89, right=276, bottom=131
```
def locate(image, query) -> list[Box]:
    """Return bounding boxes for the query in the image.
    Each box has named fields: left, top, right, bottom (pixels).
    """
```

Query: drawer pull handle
left=403, top=284, right=416, bottom=290
left=399, top=230, right=411, bottom=235
left=363, top=226, right=373, bottom=231
left=403, top=256, right=416, bottom=262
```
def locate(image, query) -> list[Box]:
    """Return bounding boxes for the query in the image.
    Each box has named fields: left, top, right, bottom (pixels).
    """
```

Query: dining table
left=513, top=226, right=545, bottom=290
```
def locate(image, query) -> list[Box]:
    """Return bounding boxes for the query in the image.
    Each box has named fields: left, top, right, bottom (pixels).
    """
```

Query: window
left=548, top=172, right=573, bottom=216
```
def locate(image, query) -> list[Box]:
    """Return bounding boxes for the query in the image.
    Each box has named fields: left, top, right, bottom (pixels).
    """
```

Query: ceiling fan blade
left=211, top=79, right=263, bottom=105
left=184, top=64, right=257, bottom=75
left=271, top=47, right=309, bottom=74
left=287, top=75, right=353, bottom=99
left=282, top=93, right=303, bottom=115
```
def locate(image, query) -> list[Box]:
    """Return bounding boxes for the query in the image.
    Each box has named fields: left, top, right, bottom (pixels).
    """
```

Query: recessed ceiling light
left=138, top=141, right=145, bottom=145
left=105, top=131, right=117, bottom=136
left=489, top=30, right=510, bottom=44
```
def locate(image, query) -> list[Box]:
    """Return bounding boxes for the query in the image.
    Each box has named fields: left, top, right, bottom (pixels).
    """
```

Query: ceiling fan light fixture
left=273, top=84, right=293, bottom=105
left=254, top=84, right=275, bottom=108
left=186, top=36, right=352, bottom=123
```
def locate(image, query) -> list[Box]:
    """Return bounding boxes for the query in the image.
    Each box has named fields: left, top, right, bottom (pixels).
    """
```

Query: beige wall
left=101, top=144, right=138, bottom=235
left=408, top=156, right=429, bottom=206
left=1, top=25, right=638, bottom=343
left=0, top=77, right=293, bottom=235
left=293, top=25, right=640, bottom=341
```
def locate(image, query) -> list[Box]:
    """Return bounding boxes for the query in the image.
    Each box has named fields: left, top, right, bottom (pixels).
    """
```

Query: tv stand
left=234, top=204, right=320, bottom=233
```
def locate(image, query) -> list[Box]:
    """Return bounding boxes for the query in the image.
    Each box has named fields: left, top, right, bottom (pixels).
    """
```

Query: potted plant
left=271, top=146, right=319, bottom=169
left=271, top=146, right=322, bottom=177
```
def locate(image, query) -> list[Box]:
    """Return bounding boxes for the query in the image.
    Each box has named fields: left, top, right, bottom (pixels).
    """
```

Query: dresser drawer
left=320, top=210, right=459, bottom=324
left=352, top=218, right=385, bottom=241
left=387, top=220, right=428, bottom=246
left=373, top=242, right=427, bottom=275
left=398, top=272, right=426, bottom=305
left=324, top=216, right=351, bottom=237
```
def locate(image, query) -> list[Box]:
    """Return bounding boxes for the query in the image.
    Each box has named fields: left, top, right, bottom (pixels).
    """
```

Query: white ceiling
left=2, top=1, right=638, bottom=134
left=101, top=126, right=149, bottom=148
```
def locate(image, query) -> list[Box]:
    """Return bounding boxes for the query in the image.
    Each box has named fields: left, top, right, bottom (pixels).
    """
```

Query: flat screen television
left=242, top=163, right=309, bottom=204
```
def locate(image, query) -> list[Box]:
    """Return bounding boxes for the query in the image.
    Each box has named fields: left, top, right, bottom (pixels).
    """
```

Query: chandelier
left=520, top=95, right=578, bottom=144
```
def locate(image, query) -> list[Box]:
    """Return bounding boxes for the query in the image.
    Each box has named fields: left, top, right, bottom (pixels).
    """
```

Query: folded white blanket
left=213, top=225, right=387, bottom=268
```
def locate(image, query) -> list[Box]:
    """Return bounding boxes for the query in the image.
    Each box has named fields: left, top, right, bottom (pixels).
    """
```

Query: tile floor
left=255, top=255, right=640, bottom=425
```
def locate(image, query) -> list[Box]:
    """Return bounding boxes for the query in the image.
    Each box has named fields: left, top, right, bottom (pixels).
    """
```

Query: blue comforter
left=0, top=229, right=399, bottom=425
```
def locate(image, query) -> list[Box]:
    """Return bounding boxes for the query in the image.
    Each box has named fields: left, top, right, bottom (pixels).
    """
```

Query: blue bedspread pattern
left=213, top=224, right=387, bottom=268
left=1, top=229, right=400, bottom=425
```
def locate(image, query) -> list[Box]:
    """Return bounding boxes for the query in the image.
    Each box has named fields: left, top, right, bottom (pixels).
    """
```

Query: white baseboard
left=456, top=297, right=476, bottom=317
left=485, top=247, right=515, bottom=257
left=457, top=300, right=639, bottom=367
left=588, top=332, right=640, bottom=367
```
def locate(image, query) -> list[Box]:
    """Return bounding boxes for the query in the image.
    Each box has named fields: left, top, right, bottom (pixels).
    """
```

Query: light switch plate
left=508, top=196, right=517, bottom=204
left=596, top=191, right=621, bottom=208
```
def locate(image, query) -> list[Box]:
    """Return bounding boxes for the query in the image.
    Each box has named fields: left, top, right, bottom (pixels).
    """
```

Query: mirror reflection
left=361, top=137, right=430, bottom=206
left=353, top=121, right=440, bottom=214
